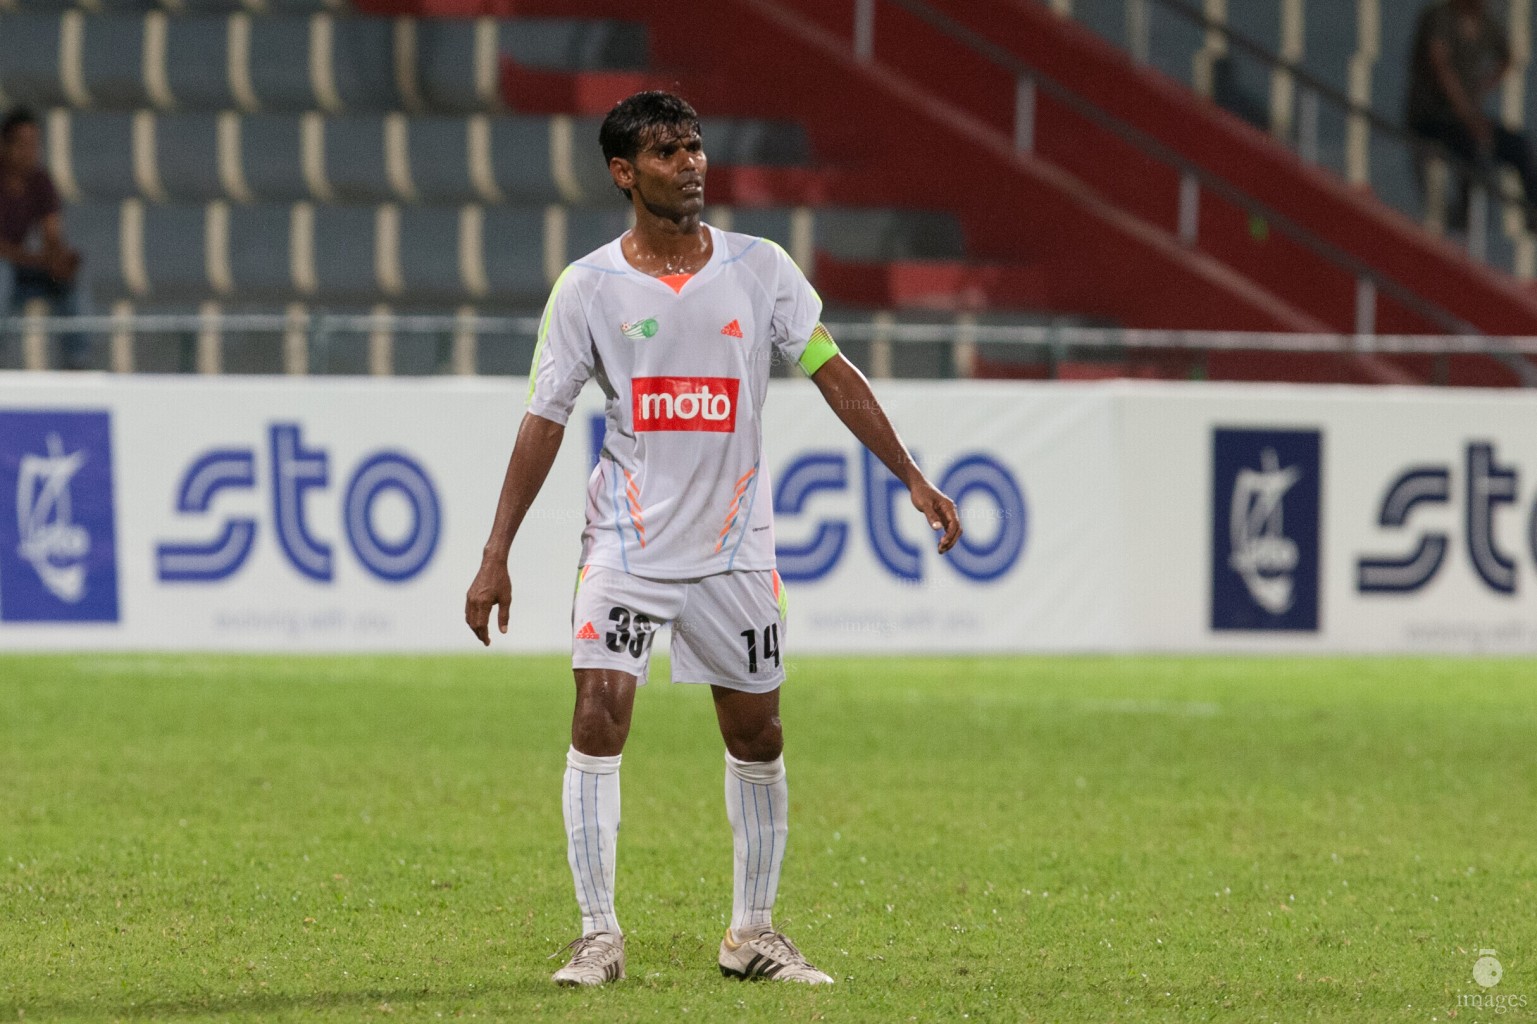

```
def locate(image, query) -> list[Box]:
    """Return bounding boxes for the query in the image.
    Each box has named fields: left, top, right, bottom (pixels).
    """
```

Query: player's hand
left=910, top=481, right=961, bottom=555
left=465, top=560, right=512, bottom=646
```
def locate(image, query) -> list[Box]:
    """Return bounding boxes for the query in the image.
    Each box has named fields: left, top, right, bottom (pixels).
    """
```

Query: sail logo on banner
left=1210, top=427, right=1321, bottom=633
left=0, top=410, right=121, bottom=623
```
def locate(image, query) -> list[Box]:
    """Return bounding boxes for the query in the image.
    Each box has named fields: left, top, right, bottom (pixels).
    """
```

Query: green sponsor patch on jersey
left=621, top=318, right=659, bottom=340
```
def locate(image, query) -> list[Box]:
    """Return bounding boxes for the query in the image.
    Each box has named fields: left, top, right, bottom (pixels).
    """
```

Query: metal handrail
left=10, top=312, right=1537, bottom=355
left=877, top=0, right=1477, bottom=337
left=1144, top=0, right=1534, bottom=216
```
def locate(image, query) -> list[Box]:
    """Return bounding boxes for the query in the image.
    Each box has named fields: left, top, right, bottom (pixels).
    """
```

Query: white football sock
left=725, top=751, right=788, bottom=936
left=563, top=745, right=621, bottom=936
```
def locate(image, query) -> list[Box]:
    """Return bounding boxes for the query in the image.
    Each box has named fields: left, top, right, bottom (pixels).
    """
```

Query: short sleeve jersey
left=0, top=168, right=62, bottom=248
left=526, top=225, right=835, bottom=579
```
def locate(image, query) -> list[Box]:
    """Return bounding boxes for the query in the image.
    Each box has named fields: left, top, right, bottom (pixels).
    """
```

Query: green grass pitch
left=2, top=653, right=1534, bottom=1022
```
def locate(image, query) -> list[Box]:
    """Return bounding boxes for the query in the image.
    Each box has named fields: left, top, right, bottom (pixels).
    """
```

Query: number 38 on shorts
left=571, top=566, right=788, bottom=694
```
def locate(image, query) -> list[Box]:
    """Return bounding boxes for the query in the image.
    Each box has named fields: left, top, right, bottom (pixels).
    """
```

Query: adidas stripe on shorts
left=571, top=565, right=788, bottom=693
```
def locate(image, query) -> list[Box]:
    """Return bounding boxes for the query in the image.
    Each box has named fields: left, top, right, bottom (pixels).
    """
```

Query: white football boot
left=718, top=927, right=834, bottom=984
left=550, top=931, right=625, bottom=986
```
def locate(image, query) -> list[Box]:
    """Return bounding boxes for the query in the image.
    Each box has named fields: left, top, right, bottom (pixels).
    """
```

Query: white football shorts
left=570, top=565, right=788, bottom=692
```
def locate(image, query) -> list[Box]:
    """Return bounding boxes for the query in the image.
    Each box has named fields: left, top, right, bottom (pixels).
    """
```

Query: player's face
left=629, top=125, right=707, bottom=218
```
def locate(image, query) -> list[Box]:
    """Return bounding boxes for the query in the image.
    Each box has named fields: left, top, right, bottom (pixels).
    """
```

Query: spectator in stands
left=1, top=107, right=91, bottom=369
left=1406, top=0, right=1537, bottom=228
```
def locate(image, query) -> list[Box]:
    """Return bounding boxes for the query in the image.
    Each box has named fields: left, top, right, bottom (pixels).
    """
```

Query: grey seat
left=1072, top=0, right=1127, bottom=50
left=330, top=17, right=402, bottom=111
left=311, top=204, right=383, bottom=299
left=396, top=205, right=465, bottom=300
left=323, top=115, right=394, bottom=202
left=502, top=18, right=648, bottom=71
left=65, top=111, right=137, bottom=201
left=226, top=202, right=300, bottom=297
left=415, top=19, right=498, bottom=113
left=490, top=116, right=564, bottom=203
left=238, top=114, right=306, bottom=201
left=0, top=13, right=70, bottom=108
left=564, top=207, right=632, bottom=263
left=63, top=201, right=129, bottom=300
left=155, top=112, right=224, bottom=202
left=141, top=203, right=211, bottom=299
left=246, top=14, right=317, bottom=111
left=79, top=14, right=153, bottom=109
left=814, top=208, right=968, bottom=261
left=483, top=205, right=555, bottom=304
left=164, top=14, right=237, bottom=110
left=405, top=116, right=480, bottom=203
left=1145, top=1, right=1205, bottom=91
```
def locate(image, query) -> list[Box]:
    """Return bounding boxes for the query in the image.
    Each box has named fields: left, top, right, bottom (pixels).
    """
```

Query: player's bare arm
left=465, top=411, right=566, bottom=645
left=809, top=349, right=962, bottom=555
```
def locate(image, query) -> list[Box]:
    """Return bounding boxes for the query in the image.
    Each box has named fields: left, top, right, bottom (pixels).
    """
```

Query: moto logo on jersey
left=632, top=377, right=740, bottom=432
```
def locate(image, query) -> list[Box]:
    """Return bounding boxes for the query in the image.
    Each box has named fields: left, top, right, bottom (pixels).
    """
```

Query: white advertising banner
left=3, top=373, right=1536, bottom=654
left=0, top=374, right=1118, bottom=653
left=1116, top=382, right=1537, bottom=654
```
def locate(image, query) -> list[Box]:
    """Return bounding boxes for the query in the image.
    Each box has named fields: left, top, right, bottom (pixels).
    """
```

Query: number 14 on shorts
left=740, top=623, right=780, bottom=673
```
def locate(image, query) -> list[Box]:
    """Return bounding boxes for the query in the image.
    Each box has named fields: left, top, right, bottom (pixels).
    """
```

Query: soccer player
left=465, top=91, right=961, bottom=987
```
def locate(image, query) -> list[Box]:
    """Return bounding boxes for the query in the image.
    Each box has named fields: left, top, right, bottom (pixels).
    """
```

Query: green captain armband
left=798, top=323, right=840, bottom=376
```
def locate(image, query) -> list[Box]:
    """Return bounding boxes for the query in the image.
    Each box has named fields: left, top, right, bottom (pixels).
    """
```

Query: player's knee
left=572, top=699, right=630, bottom=755
left=725, top=715, right=782, bottom=762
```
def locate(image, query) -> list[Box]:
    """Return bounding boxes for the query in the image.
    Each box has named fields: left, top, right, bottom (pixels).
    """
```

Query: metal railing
left=1098, top=0, right=1533, bottom=271
left=8, top=311, right=1537, bottom=381
left=847, top=0, right=1480, bottom=334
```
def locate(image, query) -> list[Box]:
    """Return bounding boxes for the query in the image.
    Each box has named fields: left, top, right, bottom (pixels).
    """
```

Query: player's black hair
left=1, top=106, right=38, bottom=143
left=599, top=91, right=701, bottom=200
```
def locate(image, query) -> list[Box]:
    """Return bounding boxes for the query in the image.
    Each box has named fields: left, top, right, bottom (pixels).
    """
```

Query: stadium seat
left=140, top=202, right=211, bottom=298
left=1070, top=0, right=1126, bottom=52
left=482, top=204, right=556, bottom=302
left=63, top=201, right=130, bottom=300
left=404, top=115, right=484, bottom=203
left=163, top=14, right=238, bottom=110
left=329, top=16, right=404, bottom=111
left=245, top=14, right=320, bottom=111
left=0, top=12, right=72, bottom=108
left=237, top=114, right=307, bottom=201
left=396, top=204, right=467, bottom=299
left=489, top=116, right=565, bottom=202
left=226, top=202, right=303, bottom=297
left=563, top=206, right=632, bottom=264
left=414, top=18, right=501, bottom=112
left=311, top=203, right=386, bottom=299
left=79, top=14, right=154, bottom=109
left=154, top=112, right=225, bottom=202
left=501, top=17, right=647, bottom=72
left=321, top=114, right=397, bottom=202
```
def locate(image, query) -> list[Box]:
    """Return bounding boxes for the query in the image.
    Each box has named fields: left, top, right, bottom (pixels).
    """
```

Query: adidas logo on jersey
left=632, top=376, right=740, bottom=432
left=720, top=319, right=743, bottom=338
left=576, top=621, right=600, bottom=640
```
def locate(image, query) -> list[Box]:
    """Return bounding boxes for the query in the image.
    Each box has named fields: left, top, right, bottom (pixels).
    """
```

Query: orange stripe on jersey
left=623, top=468, right=647, bottom=547
left=657, top=273, right=693, bottom=294
left=712, top=465, right=759, bottom=553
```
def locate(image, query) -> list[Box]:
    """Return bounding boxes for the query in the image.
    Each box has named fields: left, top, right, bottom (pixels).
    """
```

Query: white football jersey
left=526, top=225, right=836, bottom=579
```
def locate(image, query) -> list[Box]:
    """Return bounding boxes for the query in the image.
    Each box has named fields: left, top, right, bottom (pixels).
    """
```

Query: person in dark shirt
left=1406, top=0, right=1537, bottom=228
left=0, top=107, right=91, bottom=369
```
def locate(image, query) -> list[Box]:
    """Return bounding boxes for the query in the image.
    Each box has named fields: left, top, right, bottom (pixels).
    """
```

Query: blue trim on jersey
left=574, top=260, right=627, bottom=275
left=721, top=237, right=762, bottom=265
left=725, top=460, right=762, bottom=571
